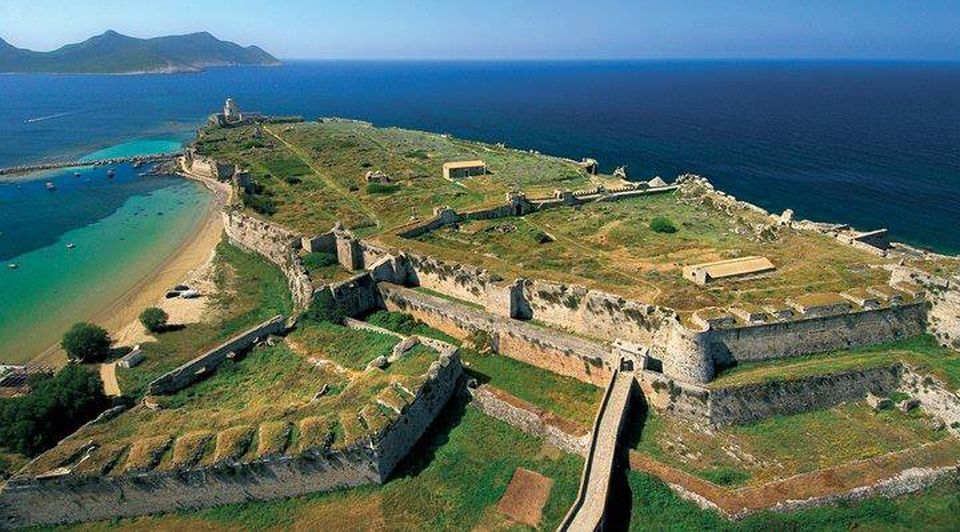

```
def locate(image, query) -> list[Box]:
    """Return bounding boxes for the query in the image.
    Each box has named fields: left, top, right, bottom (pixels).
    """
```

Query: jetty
left=0, top=153, right=181, bottom=177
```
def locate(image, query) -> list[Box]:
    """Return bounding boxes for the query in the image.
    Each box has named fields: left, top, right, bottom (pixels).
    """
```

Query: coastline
left=28, top=172, right=230, bottom=368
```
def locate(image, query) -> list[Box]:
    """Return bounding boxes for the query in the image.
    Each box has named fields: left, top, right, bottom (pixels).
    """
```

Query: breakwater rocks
left=0, top=154, right=179, bottom=176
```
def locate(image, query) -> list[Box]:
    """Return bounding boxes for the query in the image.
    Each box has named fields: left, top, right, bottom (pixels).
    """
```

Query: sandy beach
left=29, top=173, right=231, bottom=368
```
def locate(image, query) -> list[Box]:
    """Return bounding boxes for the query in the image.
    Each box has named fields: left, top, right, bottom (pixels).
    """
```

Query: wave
left=24, top=111, right=81, bottom=124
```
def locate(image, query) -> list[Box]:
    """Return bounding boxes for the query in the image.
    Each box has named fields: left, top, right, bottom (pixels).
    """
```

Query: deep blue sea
left=1, top=60, right=958, bottom=255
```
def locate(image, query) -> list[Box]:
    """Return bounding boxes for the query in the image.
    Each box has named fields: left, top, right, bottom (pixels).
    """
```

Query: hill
left=0, top=31, right=280, bottom=74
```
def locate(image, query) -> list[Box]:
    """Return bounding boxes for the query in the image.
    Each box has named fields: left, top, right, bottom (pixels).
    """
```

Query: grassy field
left=711, top=335, right=960, bottom=389
left=401, top=190, right=890, bottom=310
left=289, top=320, right=400, bottom=370
left=626, top=471, right=960, bottom=531
left=25, top=318, right=450, bottom=479
left=358, top=309, right=603, bottom=427
left=55, top=402, right=583, bottom=531
left=461, top=350, right=602, bottom=428
left=630, top=401, right=951, bottom=487
left=116, top=239, right=294, bottom=398
left=195, top=120, right=595, bottom=236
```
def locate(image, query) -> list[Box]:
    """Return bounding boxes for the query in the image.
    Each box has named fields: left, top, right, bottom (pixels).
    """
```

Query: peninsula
left=2, top=101, right=960, bottom=530
left=0, top=31, right=279, bottom=74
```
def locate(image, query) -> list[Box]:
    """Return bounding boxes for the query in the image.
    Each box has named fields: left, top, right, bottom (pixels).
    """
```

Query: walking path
left=559, top=363, right=634, bottom=531
left=99, top=362, right=120, bottom=397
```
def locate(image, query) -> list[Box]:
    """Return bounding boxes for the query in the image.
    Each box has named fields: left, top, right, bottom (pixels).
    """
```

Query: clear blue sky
left=1, top=0, right=958, bottom=60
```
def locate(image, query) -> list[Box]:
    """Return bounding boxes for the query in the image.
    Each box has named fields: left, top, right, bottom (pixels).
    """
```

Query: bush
left=244, top=192, right=278, bottom=216
left=366, top=310, right=418, bottom=335
left=61, top=322, right=111, bottom=363
left=139, top=307, right=169, bottom=333
left=284, top=175, right=303, bottom=185
left=0, top=365, right=108, bottom=456
left=366, top=182, right=400, bottom=194
left=303, top=251, right=338, bottom=271
left=304, top=290, right=345, bottom=324
left=649, top=216, right=678, bottom=234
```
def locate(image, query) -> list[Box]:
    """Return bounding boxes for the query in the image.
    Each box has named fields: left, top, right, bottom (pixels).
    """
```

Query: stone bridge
left=558, top=360, right=634, bottom=532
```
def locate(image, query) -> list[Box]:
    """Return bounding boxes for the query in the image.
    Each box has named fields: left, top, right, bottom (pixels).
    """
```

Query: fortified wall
left=182, top=149, right=236, bottom=181
left=640, top=363, right=903, bottom=427
left=222, top=209, right=314, bottom=311
left=659, top=301, right=928, bottom=384
left=0, top=352, right=463, bottom=529
left=890, top=266, right=960, bottom=350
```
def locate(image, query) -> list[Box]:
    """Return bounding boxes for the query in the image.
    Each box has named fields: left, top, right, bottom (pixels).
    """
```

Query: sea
left=1, top=60, right=959, bottom=362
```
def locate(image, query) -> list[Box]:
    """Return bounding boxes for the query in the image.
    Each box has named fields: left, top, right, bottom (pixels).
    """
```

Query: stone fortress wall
left=222, top=209, right=314, bottom=312
left=147, top=316, right=287, bottom=395
left=0, top=345, right=463, bottom=529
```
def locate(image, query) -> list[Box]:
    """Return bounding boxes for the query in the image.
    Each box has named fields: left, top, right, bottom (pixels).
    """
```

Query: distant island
left=0, top=31, right=280, bottom=74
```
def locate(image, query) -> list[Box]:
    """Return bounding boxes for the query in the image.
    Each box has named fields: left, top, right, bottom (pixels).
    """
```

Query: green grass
left=55, top=402, right=583, bottom=531
left=711, top=335, right=960, bottom=389
left=461, top=350, right=602, bottom=428
left=291, top=320, right=400, bottom=370
left=116, top=239, right=294, bottom=399
left=627, top=471, right=960, bottom=531
left=630, top=400, right=949, bottom=487
left=363, top=310, right=460, bottom=344
left=411, top=286, right=486, bottom=310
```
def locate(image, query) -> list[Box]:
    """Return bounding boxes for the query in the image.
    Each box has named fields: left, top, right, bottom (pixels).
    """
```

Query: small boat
left=7, top=263, right=17, bottom=269
left=66, top=243, right=76, bottom=249
left=45, top=181, right=56, bottom=190
left=74, top=171, right=81, bottom=177
left=107, top=169, right=116, bottom=178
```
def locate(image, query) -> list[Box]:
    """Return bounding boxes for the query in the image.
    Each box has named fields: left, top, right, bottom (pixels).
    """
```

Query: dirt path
left=263, top=125, right=381, bottom=227
left=100, top=362, right=120, bottom=397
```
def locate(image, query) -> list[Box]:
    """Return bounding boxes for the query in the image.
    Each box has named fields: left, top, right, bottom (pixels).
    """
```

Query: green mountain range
left=0, top=31, right=280, bottom=74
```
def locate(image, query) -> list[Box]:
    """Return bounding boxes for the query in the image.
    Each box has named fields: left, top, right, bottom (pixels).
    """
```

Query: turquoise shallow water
left=0, top=142, right=211, bottom=363
left=79, top=138, right=185, bottom=161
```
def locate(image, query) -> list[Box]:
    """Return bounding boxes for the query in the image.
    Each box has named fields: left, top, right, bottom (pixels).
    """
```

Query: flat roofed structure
left=867, top=285, right=906, bottom=304
left=442, top=160, right=486, bottom=180
left=840, top=288, right=883, bottom=309
left=787, top=292, right=852, bottom=317
left=730, top=303, right=769, bottom=324
left=682, top=256, right=775, bottom=285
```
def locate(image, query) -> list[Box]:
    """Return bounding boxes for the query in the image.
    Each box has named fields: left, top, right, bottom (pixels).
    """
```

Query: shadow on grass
left=606, top=389, right=647, bottom=531
left=386, top=388, right=469, bottom=482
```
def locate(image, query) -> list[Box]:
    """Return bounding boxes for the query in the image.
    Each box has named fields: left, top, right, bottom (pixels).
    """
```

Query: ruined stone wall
left=707, top=364, right=902, bottom=426
left=469, top=386, right=590, bottom=456
left=327, top=272, right=381, bottom=317
left=222, top=209, right=313, bottom=311
left=379, top=283, right=615, bottom=385
left=656, top=303, right=927, bottom=384
left=637, top=364, right=903, bottom=427
left=148, top=316, right=286, bottom=395
left=183, top=150, right=235, bottom=181
left=0, top=449, right=379, bottom=528
left=376, top=351, right=463, bottom=475
left=0, top=344, right=463, bottom=529
left=522, top=280, right=675, bottom=345
left=404, top=253, right=504, bottom=309
left=891, top=267, right=960, bottom=350
left=899, top=365, right=960, bottom=435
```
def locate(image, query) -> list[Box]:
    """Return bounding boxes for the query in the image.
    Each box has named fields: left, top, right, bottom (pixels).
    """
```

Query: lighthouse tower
left=223, top=98, right=240, bottom=122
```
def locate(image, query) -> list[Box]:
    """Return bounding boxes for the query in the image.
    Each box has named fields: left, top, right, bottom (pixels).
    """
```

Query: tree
left=139, top=307, right=169, bottom=333
left=649, top=216, right=678, bottom=234
left=304, top=289, right=345, bottom=324
left=61, top=322, right=111, bottom=363
left=0, top=365, right=108, bottom=456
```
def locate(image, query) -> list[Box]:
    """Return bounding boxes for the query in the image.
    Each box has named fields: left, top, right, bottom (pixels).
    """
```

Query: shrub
left=366, top=310, right=418, bottom=335
left=304, top=290, right=345, bottom=324
left=139, top=307, right=169, bottom=333
left=244, top=192, right=278, bottom=216
left=284, top=175, right=303, bottom=185
left=366, top=182, right=400, bottom=194
left=0, top=365, right=108, bottom=456
left=303, top=251, right=338, bottom=271
left=649, top=216, right=678, bottom=234
left=61, top=322, right=111, bottom=363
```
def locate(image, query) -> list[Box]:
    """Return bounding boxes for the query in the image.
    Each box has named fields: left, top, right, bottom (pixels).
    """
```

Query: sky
left=1, top=0, right=958, bottom=61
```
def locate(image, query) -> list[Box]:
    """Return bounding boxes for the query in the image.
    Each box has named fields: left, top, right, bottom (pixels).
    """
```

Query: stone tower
left=223, top=98, right=240, bottom=121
